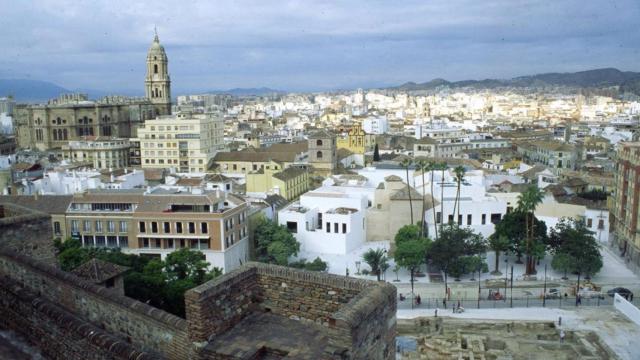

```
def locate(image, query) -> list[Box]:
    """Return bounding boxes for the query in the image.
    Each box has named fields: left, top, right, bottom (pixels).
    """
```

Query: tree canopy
left=429, top=225, right=486, bottom=284
left=55, top=239, right=221, bottom=317
left=254, top=216, right=301, bottom=266
left=549, top=219, right=603, bottom=277
left=362, top=248, right=389, bottom=281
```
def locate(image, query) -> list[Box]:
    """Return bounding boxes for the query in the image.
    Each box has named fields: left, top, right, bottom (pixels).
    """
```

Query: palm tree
left=415, top=159, right=428, bottom=237
left=428, top=161, right=438, bottom=241
left=451, top=165, right=466, bottom=226
left=362, top=248, right=388, bottom=281
left=401, top=158, right=414, bottom=225
left=517, top=186, right=544, bottom=275
left=438, top=162, right=447, bottom=225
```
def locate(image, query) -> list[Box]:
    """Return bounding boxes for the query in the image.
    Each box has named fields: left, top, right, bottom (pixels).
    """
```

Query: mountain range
left=2, top=68, right=640, bottom=102
left=390, top=68, right=640, bottom=92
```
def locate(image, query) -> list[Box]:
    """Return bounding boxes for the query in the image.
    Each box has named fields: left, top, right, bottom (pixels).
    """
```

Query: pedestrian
left=435, top=308, right=438, bottom=317
left=457, top=300, right=461, bottom=310
left=416, top=294, right=421, bottom=306
left=577, top=295, right=582, bottom=306
left=560, top=330, right=565, bottom=343
left=443, top=298, right=447, bottom=309
left=558, top=316, right=562, bottom=326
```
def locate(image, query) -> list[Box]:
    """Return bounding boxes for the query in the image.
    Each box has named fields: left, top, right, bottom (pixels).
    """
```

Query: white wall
left=425, top=197, right=507, bottom=238
left=614, top=293, right=640, bottom=327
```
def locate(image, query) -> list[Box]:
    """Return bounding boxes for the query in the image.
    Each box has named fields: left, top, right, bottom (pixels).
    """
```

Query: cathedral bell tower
left=145, top=29, right=171, bottom=116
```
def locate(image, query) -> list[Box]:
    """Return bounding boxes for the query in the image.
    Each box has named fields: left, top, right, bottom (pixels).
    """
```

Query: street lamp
left=504, top=258, right=508, bottom=301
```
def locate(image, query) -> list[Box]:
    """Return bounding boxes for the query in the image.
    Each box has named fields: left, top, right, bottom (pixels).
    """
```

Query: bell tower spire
left=145, top=29, right=171, bottom=116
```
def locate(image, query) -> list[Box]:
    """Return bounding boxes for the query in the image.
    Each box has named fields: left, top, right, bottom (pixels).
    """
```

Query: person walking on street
left=443, top=298, right=447, bottom=309
left=560, top=330, right=565, bottom=343
left=416, top=294, right=421, bottom=306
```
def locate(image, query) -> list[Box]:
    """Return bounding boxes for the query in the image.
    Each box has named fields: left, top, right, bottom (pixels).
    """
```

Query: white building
left=278, top=180, right=370, bottom=255
left=22, top=168, right=145, bottom=195
left=422, top=169, right=508, bottom=238
left=0, top=113, right=12, bottom=134
left=362, top=115, right=389, bottom=135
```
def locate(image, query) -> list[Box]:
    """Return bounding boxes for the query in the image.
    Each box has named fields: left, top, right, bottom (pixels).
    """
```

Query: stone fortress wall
left=0, top=206, right=397, bottom=360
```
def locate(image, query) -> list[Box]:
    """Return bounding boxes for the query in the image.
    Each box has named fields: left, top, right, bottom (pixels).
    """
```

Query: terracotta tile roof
left=0, top=195, right=73, bottom=214
left=71, top=258, right=129, bottom=283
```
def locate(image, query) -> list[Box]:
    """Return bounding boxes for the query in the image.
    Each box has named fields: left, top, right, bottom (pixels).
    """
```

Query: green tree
left=164, top=248, right=217, bottom=283
left=430, top=225, right=486, bottom=297
left=427, top=161, right=438, bottom=240
left=488, top=234, right=510, bottom=275
left=492, top=210, right=547, bottom=264
left=550, top=219, right=603, bottom=295
left=517, top=186, right=545, bottom=275
left=254, top=217, right=301, bottom=265
left=373, top=143, right=381, bottom=162
left=394, top=239, right=427, bottom=298
left=400, top=158, right=414, bottom=225
left=362, top=248, right=389, bottom=281
left=394, top=224, right=421, bottom=245
left=305, top=257, right=328, bottom=272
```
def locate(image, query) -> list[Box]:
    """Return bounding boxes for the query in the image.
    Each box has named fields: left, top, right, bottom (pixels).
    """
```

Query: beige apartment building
left=612, top=142, right=640, bottom=271
left=60, top=137, right=131, bottom=169
left=55, top=188, right=248, bottom=272
left=135, top=112, right=224, bottom=172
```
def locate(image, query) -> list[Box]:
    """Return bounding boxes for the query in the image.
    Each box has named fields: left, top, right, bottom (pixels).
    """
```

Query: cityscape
left=1, top=1, right=640, bottom=359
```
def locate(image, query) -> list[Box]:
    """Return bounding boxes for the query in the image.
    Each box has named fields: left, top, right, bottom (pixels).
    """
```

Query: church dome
left=147, top=34, right=167, bottom=61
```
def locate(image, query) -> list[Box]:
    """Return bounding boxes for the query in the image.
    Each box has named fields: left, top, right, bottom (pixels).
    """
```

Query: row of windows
left=140, top=221, right=208, bottom=234
left=139, top=238, right=209, bottom=250
left=434, top=212, right=503, bottom=226
left=82, top=235, right=129, bottom=248
left=70, top=220, right=128, bottom=233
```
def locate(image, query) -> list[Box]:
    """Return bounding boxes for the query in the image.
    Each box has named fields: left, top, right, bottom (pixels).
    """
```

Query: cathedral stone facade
left=14, top=33, right=172, bottom=151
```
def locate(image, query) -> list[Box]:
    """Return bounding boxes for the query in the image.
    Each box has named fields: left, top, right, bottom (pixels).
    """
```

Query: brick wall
left=185, top=262, right=397, bottom=359
left=0, top=275, right=154, bottom=360
left=0, top=249, right=193, bottom=360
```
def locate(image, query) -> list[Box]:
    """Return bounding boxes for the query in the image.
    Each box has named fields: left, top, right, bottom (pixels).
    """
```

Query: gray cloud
left=0, top=0, right=638, bottom=93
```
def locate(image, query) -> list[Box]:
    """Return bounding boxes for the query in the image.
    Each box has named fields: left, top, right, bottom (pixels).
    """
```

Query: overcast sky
left=1, top=0, right=639, bottom=94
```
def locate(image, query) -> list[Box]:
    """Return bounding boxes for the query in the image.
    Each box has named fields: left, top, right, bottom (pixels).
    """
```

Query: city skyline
left=1, top=0, right=639, bottom=94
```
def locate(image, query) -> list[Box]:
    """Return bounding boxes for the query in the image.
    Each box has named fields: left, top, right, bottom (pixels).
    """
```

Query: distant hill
left=390, top=68, right=640, bottom=93
left=0, top=79, right=70, bottom=102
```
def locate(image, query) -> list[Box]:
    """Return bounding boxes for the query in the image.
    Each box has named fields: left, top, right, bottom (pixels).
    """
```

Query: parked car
left=544, top=288, right=560, bottom=299
left=607, top=287, right=633, bottom=299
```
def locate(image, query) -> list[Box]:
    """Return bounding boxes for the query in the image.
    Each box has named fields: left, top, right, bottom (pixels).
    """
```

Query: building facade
left=54, top=189, right=248, bottom=272
left=308, top=130, right=337, bottom=175
left=136, top=112, right=224, bottom=172
left=61, top=137, right=131, bottom=169
left=245, top=166, right=309, bottom=200
left=13, top=33, right=172, bottom=151
left=612, top=142, right=640, bottom=269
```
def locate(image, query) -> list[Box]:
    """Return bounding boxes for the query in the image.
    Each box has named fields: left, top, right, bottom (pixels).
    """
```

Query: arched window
left=155, top=88, right=159, bottom=97
left=316, top=151, right=323, bottom=159
left=154, top=64, right=158, bottom=74
left=316, top=139, right=323, bottom=146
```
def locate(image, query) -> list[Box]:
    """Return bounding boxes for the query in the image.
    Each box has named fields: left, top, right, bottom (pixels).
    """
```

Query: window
left=95, top=220, right=103, bottom=232
left=82, top=235, right=94, bottom=247
left=176, top=222, right=183, bottom=233
left=334, top=223, right=339, bottom=233
left=326, top=222, right=330, bottom=233
left=151, top=222, right=158, bottom=233
left=188, top=222, right=195, bottom=234
left=316, top=139, right=323, bottom=146
left=490, top=213, right=502, bottom=224
left=587, top=218, right=593, bottom=228
left=342, top=223, right=347, bottom=234
left=83, top=220, right=91, bottom=232
left=154, top=64, right=158, bottom=74
left=95, top=236, right=106, bottom=247
left=458, top=215, right=462, bottom=225
left=448, top=215, right=454, bottom=223
left=107, top=236, right=118, bottom=247
left=317, top=213, right=323, bottom=229
left=119, top=236, right=129, bottom=248
left=598, top=219, right=604, bottom=230
left=71, top=220, right=79, bottom=232
left=54, top=221, right=61, bottom=235
left=107, top=221, right=115, bottom=233
left=201, top=222, right=208, bottom=234
left=436, top=212, right=442, bottom=224
left=164, top=222, right=171, bottom=233
left=467, top=214, right=472, bottom=226
left=119, top=221, right=127, bottom=233
left=139, top=221, right=146, bottom=233
left=199, top=239, right=209, bottom=249
left=481, top=214, right=486, bottom=225
left=287, top=221, right=298, bottom=233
